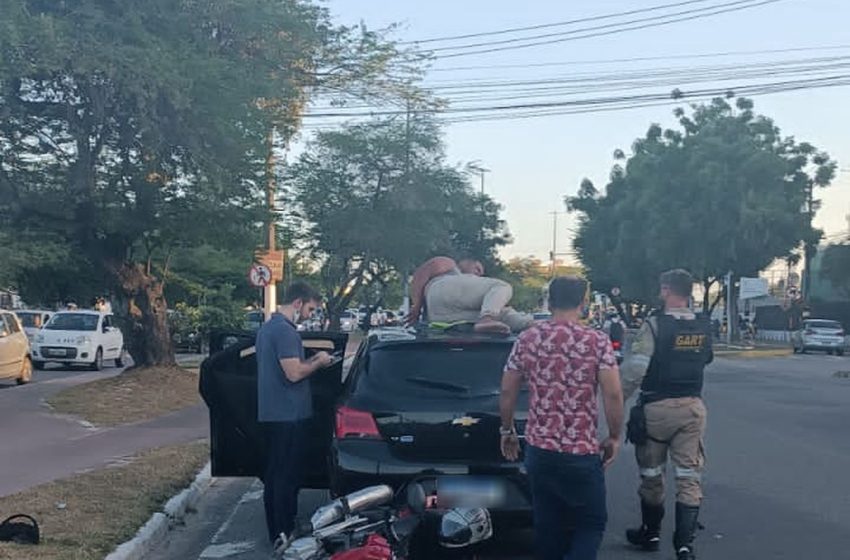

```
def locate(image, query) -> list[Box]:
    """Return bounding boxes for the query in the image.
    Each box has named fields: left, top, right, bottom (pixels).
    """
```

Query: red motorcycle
left=275, top=483, right=493, bottom=560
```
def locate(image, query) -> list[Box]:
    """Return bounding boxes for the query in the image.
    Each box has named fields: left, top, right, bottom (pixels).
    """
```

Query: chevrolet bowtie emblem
left=452, top=416, right=480, bottom=427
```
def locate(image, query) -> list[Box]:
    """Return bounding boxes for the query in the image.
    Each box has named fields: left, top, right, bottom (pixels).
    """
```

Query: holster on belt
left=626, top=398, right=649, bottom=446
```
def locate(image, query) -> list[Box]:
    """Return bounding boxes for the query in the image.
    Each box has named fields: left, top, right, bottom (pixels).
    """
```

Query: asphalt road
left=146, top=352, right=850, bottom=560
left=0, top=357, right=208, bottom=498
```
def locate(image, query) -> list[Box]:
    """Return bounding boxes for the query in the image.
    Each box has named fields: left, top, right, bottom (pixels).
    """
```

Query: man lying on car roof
left=406, top=256, right=533, bottom=335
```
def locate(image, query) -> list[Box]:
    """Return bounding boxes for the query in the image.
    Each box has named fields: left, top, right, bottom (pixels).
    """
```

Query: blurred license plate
left=46, top=349, right=66, bottom=356
left=437, top=477, right=506, bottom=508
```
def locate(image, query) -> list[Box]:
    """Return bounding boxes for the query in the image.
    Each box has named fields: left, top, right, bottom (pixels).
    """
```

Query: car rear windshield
left=360, top=342, right=515, bottom=399
left=45, top=313, right=99, bottom=331
left=806, top=321, right=842, bottom=330
left=16, top=312, right=42, bottom=328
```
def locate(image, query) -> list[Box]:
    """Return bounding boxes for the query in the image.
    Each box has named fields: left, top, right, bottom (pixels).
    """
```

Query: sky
left=316, top=0, right=850, bottom=261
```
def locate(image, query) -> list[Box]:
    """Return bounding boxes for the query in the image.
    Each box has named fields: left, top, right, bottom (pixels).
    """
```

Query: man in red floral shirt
left=500, top=276, right=624, bottom=560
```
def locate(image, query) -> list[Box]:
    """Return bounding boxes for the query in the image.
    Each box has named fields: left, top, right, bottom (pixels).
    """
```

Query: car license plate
left=437, top=477, right=506, bottom=508
left=46, top=349, right=65, bottom=357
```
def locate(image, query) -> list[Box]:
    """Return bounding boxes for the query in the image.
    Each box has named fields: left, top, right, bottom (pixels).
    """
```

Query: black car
left=200, top=327, right=532, bottom=524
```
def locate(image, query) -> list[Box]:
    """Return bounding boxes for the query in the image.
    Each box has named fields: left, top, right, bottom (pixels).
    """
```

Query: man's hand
left=501, top=434, right=521, bottom=462
left=312, top=351, right=335, bottom=368
left=600, top=436, right=621, bottom=468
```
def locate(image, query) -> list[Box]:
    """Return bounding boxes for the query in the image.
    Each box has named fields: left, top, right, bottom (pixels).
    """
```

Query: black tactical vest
left=640, top=314, right=712, bottom=402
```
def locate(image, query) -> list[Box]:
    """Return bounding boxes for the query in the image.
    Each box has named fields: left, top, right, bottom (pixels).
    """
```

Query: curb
left=104, top=461, right=212, bottom=560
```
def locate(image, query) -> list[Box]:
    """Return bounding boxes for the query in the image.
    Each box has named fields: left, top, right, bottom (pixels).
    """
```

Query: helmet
left=438, top=507, right=493, bottom=548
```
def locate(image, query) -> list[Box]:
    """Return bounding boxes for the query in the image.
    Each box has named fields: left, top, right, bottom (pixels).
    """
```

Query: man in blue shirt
left=256, top=282, right=334, bottom=544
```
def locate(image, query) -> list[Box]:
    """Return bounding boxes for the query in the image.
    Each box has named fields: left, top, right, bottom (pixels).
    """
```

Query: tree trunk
left=116, top=263, right=176, bottom=368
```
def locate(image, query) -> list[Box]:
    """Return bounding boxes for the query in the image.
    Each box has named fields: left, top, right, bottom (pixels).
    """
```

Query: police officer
left=621, top=269, right=713, bottom=560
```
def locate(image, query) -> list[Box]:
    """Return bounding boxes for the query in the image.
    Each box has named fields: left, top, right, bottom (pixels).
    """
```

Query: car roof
left=54, top=309, right=105, bottom=316
left=365, top=326, right=517, bottom=349
left=15, top=309, right=53, bottom=314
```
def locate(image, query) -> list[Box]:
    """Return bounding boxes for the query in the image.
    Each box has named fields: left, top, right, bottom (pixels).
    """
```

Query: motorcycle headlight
left=76, top=335, right=92, bottom=345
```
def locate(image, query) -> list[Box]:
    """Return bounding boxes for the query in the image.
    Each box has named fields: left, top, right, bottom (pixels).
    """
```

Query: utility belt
left=625, top=392, right=701, bottom=446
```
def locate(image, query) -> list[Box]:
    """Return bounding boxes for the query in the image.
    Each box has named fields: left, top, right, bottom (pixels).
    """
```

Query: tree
left=820, top=243, right=850, bottom=298
left=568, top=96, right=837, bottom=317
left=499, top=257, right=551, bottom=312
left=286, top=116, right=511, bottom=327
left=0, top=1, right=408, bottom=365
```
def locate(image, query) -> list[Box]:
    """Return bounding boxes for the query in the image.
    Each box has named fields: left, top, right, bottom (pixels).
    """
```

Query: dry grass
left=47, top=366, right=201, bottom=427
left=0, top=441, right=209, bottom=560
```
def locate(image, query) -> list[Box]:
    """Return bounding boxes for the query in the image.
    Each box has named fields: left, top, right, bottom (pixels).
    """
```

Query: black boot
left=673, top=502, right=700, bottom=559
left=626, top=501, right=664, bottom=551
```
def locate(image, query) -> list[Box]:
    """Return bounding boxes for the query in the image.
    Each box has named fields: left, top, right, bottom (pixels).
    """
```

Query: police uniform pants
left=635, top=397, right=706, bottom=507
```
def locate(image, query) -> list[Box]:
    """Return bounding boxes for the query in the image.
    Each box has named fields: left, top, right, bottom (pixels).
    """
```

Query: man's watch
left=499, top=425, right=517, bottom=436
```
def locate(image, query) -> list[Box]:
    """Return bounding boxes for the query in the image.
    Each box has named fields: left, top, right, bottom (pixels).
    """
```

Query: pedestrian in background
left=499, top=276, right=624, bottom=560
left=621, top=269, right=713, bottom=560
left=256, top=282, right=335, bottom=545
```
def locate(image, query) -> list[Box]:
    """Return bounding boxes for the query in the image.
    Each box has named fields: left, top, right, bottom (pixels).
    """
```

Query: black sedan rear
left=200, top=327, right=531, bottom=522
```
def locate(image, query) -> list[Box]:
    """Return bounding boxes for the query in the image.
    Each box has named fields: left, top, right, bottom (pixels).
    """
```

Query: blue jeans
left=525, top=445, right=608, bottom=560
left=262, top=420, right=309, bottom=543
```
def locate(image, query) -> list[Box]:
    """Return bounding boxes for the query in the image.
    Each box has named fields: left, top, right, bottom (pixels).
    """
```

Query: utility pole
left=725, top=270, right=733, bottom=345
left=401, top=100, right=412, bottom=315
left=264, top=127, right=277, bottom=320
left=550, top=211, right=559, bottom=277
left=802, top=178, right=815, bottom=302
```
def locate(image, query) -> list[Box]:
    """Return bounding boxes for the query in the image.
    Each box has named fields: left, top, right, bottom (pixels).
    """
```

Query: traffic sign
left=254, top=249, right=284, bottom=282
left=249, top=264, right=273, bottom=287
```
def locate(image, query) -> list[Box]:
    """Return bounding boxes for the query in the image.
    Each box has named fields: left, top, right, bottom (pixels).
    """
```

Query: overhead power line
left=425, top=0, right=763, bottom=53
left=301, top=74, right=850, bottom=120
left=427, top=44, right=850, bottom=73
left=433, top=0, right=784, bottom=59
left=404, top=0, right=718, bottom=44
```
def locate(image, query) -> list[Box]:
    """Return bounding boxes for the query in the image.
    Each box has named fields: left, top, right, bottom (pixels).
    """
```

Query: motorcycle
left=274, top=483, right=493, bottom=560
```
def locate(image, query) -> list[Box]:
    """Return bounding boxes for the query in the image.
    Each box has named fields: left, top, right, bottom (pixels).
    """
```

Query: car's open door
left=199, top=330, right=349, bottom=486
left=300, top=332, right=349, bottom=488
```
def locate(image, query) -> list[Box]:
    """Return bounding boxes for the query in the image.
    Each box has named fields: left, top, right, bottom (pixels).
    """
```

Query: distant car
left=31, top=310, right=125, bottom=370
left=0, top=311, right=33, bottom=384
left=792, top=319, right=845, bottom=356
left=14, top=310, right=53, bottom=343
left=339, top=311, right=358, bottom=332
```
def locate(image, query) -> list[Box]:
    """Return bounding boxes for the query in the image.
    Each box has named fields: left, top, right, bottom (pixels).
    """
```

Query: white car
left=792, top=319, right=846, bottom=356
left=14, top=309, right=53, bottom=343
left=32, top=310, right=125, bottom=370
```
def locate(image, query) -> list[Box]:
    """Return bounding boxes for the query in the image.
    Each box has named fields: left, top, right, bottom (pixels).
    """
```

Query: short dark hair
left=548, top=276, right=587, bottom=311
left=659, top=269, right=694, bottom=298
left=281, top=281, right=321, bottom=305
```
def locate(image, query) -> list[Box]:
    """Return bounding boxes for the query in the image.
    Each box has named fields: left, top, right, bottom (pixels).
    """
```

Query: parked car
left=0, top=311, right=33, bottom=384
left=340, top=311, right=359, bottom=332
left=14, top=309, right=53, bottom=343
left=31, top=310, right=125, bottom=370
left=792, top=319, right=846, bottom=356
left=200, top=327, right=532, bottom=528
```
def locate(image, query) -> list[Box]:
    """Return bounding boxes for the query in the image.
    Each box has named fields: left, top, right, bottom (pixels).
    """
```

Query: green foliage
left=820, top=243, right=850, bottom=298
left=0, top=0, right=412, bottom=363
left=568, top=97, right=836, bottom=306
left=498, top=257, right=551, bottom=312
left=287, top=115, right=511, bottom=319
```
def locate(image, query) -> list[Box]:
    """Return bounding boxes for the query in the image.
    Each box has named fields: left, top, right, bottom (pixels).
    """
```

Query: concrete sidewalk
left=0, top=369, right=207, bottom=498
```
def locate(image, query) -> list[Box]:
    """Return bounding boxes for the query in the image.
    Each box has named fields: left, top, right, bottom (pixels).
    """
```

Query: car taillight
left=611, top=340, right=622, bottom=350
left=335, top=406, right=381, bottom=439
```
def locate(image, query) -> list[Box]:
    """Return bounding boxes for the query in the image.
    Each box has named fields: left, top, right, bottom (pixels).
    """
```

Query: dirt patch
left=0, top=441, right=208, bottom=560
left=716, top=348, right=793, bottom=359
left=47, top=366, right=201, bottom=427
